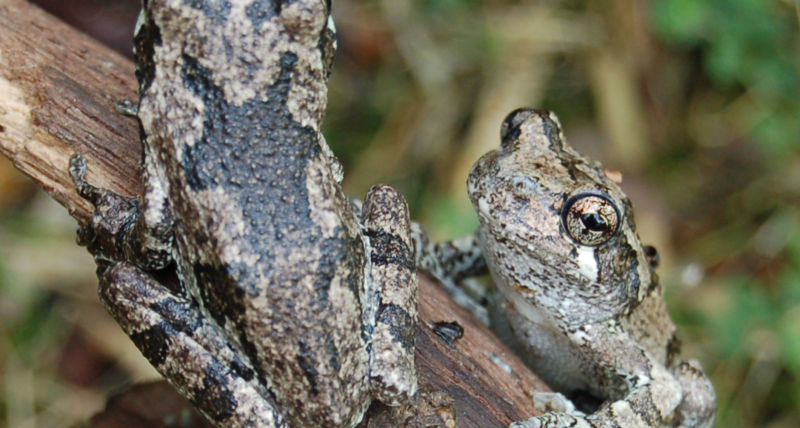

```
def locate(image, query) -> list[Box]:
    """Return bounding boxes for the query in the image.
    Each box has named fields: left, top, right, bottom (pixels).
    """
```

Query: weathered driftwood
left=0, top=1, right=548, bottom=426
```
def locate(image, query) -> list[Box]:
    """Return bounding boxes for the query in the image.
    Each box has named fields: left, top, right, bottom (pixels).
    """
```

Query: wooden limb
left=0, top=1, right=548, bottom=426
left=0, top=0, right=140, bottom=223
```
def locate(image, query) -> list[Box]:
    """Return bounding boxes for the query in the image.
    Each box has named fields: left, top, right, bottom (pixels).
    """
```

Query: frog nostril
left=499, top=109, right=565, bottom=151
left=501, top=126, right=522, bottom=146
left=500, top=108, right=535, bottom=141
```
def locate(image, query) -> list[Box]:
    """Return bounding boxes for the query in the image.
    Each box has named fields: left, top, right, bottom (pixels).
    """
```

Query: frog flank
left=69, top=1, right=417, bottom=427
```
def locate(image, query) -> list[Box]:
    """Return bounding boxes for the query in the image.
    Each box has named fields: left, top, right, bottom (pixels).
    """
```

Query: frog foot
left=69, top=153, right=141, bottom=272
left=533, top=392, right=584, bottom=416
left=510, top=412, right=593, bottom=428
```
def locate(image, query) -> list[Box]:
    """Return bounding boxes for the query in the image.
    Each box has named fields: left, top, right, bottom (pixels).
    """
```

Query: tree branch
left=0, top=1, right=547, bottom=426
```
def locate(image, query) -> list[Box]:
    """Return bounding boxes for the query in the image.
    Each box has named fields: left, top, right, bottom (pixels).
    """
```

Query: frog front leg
left=99, top=262, right=287, bottom=427
left=511, top=326, right=711, bottom=428
left=671, top=360, right=716, bottom=428
left=361, top=185, right=418, bottom=405
left=412, top=230, right=489, bottom=322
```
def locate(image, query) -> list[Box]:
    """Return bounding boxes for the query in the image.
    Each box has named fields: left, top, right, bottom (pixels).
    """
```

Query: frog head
left=468, top=109, right=655, bottom=321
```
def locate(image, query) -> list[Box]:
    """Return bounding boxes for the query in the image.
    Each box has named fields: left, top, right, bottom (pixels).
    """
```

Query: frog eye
left=561, top=193, right=621, bottom=246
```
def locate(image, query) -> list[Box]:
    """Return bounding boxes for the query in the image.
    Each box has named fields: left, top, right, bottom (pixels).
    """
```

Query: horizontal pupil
left=581, top=213, right=607, bottom=232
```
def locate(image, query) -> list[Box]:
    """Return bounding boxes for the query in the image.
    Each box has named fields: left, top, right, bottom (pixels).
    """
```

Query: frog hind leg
left=671, top=360, right=716, bottom=428
left=99, top=262, right=287, bottom=428
left=411, top=227, right=489, bottom=323
left=415, top=232, right=487, bottom=283
left=361, top=184, right=418, bottom=405
left=510, top=327, right=687, bottom=428
left=512, top=359, right=715, bottom=428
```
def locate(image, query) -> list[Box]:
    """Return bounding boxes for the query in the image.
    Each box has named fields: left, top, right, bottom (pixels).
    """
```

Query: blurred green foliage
left=652, top=0, right=800, bottom=426
left=654, top=0, right=800, bottom=158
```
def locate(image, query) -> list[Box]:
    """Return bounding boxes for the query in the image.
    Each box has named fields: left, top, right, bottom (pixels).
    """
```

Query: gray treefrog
left=69, top=0, right=417, bottom=427
left=418, top=109, right=717, bottom=428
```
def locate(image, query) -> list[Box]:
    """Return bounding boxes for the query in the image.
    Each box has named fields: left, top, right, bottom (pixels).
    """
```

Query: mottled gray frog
left=69, top=0, right=417, bottom=427
left=419, top=109, right=716, bottom=428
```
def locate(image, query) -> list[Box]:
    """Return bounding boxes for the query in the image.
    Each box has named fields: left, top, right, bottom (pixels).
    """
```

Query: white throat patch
left=576, top=246, right=598, bottom=282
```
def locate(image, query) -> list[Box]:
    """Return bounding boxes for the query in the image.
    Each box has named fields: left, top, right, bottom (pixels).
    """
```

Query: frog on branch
left=418, top=109, right=717, bottom=428
left=69, top=0, right=417, bottom=427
